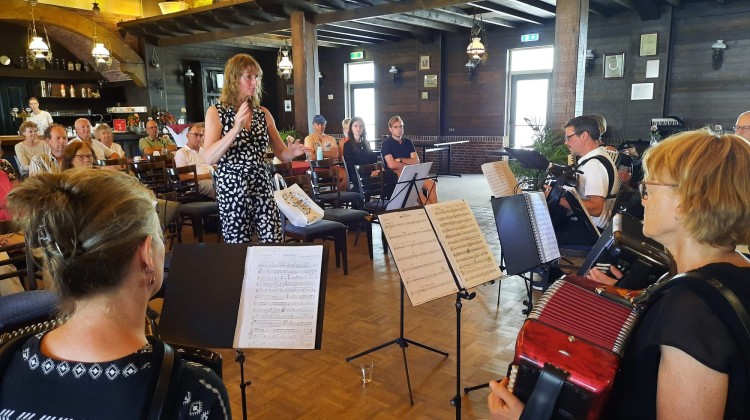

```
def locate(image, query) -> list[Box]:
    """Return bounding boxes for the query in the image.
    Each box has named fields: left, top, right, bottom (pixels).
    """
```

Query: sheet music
left=562, top=186, right=601, bottom=238
left=524, top=192, right=561, bottom=263
left=425, top=200, right=502, bottom=289
left=481, top=160, right=518, bottom=198
left=379, top=210, right=460, bottom=306
left=233, top=245, right=323, bottom=349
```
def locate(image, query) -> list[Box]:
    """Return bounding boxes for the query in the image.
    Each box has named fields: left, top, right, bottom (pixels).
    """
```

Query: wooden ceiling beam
left=155, top=19, right=291, bottom=47
left=357, top=17, right=437, bottom=37
left=438, top=6, right=515, bottom=28
left=468, top=1, right=545, bottom=25
left=510, top=0, right=555, bottom=15
left=313, top=0, right=478, bottom=25
left=327, top=20, right=412, bottom=38
left=317, top=25, right=401, bottom=42
left=612, top=0, right=635, bottom=9
left=379, top=13, right=461, bottom=32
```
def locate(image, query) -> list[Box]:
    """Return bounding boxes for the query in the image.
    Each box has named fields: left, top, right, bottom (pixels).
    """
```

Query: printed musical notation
left=379, top=210, right=460, bottom=306
left=233, top=245, right=323, bottom=349
left=524, top=192, right=561, bottom=263
left=481, top=160, right=518, bottom=198
left=425, top=200, right=502, bottom=289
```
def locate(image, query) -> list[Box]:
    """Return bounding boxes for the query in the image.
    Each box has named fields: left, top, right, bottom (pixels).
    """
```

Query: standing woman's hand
left=233, top=101, right=252, bottom=132
left=287, top=142, right=310, bottom=159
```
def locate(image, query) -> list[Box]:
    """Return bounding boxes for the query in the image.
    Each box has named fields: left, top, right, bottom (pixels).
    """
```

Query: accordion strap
left=520, top=364, right=569, bottom=420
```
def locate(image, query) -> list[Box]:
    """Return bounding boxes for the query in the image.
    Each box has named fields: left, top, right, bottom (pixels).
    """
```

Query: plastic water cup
left=360, top=361, right=374, bottom=384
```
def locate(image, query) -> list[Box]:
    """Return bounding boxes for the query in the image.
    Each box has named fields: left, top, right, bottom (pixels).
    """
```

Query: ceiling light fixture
left=27, top=1, right=53, bottom=63
left=465, top=8, right=487, bottom=78
left=276, top=44, right=293, bottom=80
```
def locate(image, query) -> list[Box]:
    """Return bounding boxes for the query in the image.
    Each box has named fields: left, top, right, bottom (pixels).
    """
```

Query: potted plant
left=508, top=118, right=568, bottom=190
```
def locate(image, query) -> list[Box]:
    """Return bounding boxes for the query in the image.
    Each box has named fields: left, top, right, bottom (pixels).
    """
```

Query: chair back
left=309, top=158, right=334, bottom=170
left=310, top=167, right=340, bottom=206
left=166, top=165, right=201, bottom=199
left=97, top=157, right=128, bottom=172
left=131, top=160, right=169, bottom=194
left=282, top=173, right=315, bottom=198
left=355, top=163, right=384, bottom=202
left=0, top=220, right=40, bottom=291
left=271, top=161, right=294, bottom=178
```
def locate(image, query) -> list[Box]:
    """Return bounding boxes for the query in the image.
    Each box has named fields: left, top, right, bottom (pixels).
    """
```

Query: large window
left=345, top=62, right=376, bottom=139
left=507, top=46, right=554, bottom=148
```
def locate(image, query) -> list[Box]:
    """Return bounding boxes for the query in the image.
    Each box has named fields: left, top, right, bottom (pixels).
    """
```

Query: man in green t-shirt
left=139, top=120, right=176, bottom=155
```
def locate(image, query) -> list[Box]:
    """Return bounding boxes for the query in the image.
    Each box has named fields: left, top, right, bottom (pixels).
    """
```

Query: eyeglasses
left=74, top=154, right=93, bottom=160
left=638, top=181, right=678, bottom=199
left=564, top=131, right=583, bottom=142
left=187, top=132, right=205, bottom=137
left=733, top=125, right=750, bottom=132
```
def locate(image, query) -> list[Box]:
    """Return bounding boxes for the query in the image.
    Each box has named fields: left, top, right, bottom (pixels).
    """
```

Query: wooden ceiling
left=117, top=0, right=689, bottom=51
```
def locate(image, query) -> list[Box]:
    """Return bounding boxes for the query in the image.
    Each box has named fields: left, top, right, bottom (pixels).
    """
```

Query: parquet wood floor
left=162, top=203, right=531, bottom=419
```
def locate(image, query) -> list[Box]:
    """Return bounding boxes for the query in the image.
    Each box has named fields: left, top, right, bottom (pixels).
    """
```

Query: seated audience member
left=549, top=115, right=619, bottom=246
left=381, top=115, right=438, bottom=204
left=70, top=118, right=119, bottom=161
left=139, top=120, right=176, bottom=156
left=734, top=111, right=750, bottom=141
left=304, top=115, right=348, bottom=191
left=15, top=120, right=48, bottom=176
left=29, top=124, right=67, bottom=176
left=339, top=118, right=351, bottom=162
left=488, top=129, right=750, bottom=420
left=0, top=169, right=230, bottom=418
left=342, top=116, right=379, bottom=192
left=173, top=123, right=216, bottom=199
left=95, top=123, right=126, bottom=158
left=61, top=141, right=94, bottom=170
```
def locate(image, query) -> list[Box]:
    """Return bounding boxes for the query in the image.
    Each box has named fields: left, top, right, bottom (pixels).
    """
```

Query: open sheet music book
left=379, top=199, right=502, bottom=306
left=492, top=192, right=560, bottom=276
left=233, top=246, right=323, bottom=349
left=481, top=160, right=519, bottom=198
left=159, top=243, right=327, bottom=350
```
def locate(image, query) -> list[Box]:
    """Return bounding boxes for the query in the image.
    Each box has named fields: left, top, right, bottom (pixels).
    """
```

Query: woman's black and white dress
left=214, top=103, right=282, bottom=243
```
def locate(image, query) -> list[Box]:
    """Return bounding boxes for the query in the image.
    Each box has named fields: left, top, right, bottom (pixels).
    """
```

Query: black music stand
left=504, top=148, right=550, bottom=191
left=159, top=242, right=329, bottom=420
left=346, top=173, right=448, bottom=406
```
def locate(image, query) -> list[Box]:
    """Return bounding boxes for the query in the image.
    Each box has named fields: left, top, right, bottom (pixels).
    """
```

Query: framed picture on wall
left=603, top=53, right=625, bottom=79
left=424, top=74, right=438, bottom=88
left=419, top=55, right=430, bottom=70
left=640, top=33, right=658, bottom=56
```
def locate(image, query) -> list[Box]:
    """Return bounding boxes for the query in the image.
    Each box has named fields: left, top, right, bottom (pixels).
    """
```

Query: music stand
left=159, top=242, right=329, bottom=420
left=504, top=148, right=550, bottom=171
left=386, top=162, right=433, bottom=211
left=346, top=173, right=449, bottom=406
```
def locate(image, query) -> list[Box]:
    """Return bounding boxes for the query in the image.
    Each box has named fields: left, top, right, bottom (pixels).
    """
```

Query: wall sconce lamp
left=585, top=49, right=596, bottom=73
left=388, top=65, right=400, bottom=83
left=184, top=67, right=195, bottom=85
left=712, top=39, right=727, bottom=70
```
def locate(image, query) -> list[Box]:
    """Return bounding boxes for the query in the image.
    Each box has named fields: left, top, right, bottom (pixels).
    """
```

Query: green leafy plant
left=278, top=127, right=300, bottom=145
left=508, top=118, right=569, bottom=189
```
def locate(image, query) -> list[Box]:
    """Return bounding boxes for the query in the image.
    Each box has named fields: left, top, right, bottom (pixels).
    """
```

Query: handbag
left=273, top=183, right=324, bottom=227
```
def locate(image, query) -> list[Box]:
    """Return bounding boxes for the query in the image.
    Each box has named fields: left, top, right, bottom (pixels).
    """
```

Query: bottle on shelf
left=81, top=87, right=86, bottom=98
left=40, top=81, right=47, bottom=98
left=47, top=83, right=52, bottom=98
left=67, top=60, right=74, bottom=71
left=75, top=60, right=82, bottom=71
left=70, top=84, right=75, bottom=98
left=60, top=83, right=66, bottom=98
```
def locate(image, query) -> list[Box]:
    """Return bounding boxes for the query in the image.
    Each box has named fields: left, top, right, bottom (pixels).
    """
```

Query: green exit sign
left=521, top=33, right=539, bottom=42
left=350, top=51, right=364, bottom=60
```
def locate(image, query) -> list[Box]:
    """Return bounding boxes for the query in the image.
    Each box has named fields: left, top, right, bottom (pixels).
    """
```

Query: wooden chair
left=97, top=157, right=128, bottom=172
left=271, top=161, right=294, bottom=178
left=0, top=220, right=41, bottom=291
left=131, top=160, right=170, bottom=195
left=354, top=163, right=391, bottom=257
left=309, top=165, right=362, bottom=209
left=276, top=174, right=350, bottom=274
left=166, top=165, right=220, bottom=244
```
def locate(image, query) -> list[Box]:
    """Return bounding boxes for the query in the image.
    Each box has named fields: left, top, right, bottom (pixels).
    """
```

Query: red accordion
left=508, top=276, right=643, bottom=419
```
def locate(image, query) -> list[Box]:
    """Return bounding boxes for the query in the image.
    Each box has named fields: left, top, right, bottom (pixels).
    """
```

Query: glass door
left=509, top=74, right=551, bottom=148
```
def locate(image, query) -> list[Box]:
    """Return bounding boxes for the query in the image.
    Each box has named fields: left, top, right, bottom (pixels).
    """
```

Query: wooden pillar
left=550, top=0, right=589, bottom=129
left=290, top=11, right=319, bottom=136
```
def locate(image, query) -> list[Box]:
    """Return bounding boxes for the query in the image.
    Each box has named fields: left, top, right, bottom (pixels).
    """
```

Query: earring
left=146, top=267, right=155, bottom=285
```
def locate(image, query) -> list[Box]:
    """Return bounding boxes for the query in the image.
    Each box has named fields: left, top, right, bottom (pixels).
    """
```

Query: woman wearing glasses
left=488, top=129, right=750, bottom=419
left=61, top=141, right=94, bottom=170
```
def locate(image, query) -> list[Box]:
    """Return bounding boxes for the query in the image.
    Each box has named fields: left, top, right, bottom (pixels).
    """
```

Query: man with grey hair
left=734, top=111, right=750, bottom=141
left=70, top=118, right=119, bottom=160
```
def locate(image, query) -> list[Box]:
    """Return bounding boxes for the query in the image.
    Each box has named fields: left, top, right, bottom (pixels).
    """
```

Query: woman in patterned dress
left=203, top=54, right=308, bottom=243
